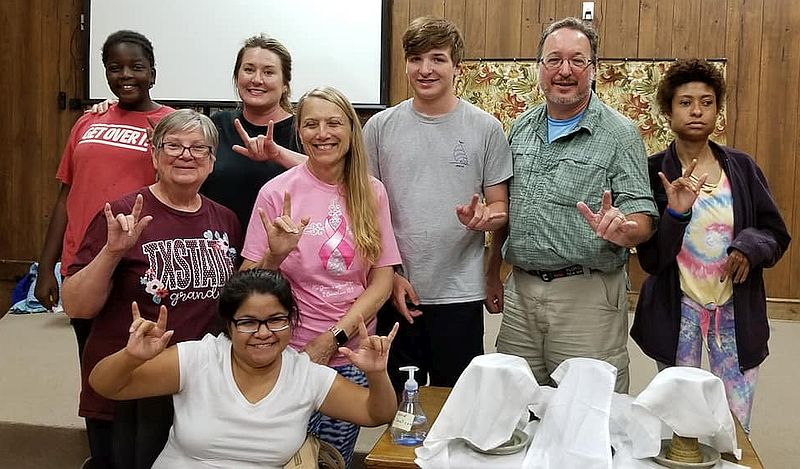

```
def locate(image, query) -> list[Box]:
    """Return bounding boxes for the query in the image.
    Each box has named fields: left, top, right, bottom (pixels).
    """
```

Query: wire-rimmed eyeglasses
left=538, top=56, right=594, bottom=71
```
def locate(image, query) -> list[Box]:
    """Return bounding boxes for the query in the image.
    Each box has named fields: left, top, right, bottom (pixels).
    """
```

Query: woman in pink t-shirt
left=241, top=86, right=401, bottom=465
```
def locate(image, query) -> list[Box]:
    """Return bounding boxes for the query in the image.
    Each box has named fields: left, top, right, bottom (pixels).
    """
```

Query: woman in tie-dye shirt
left=631, top=59, right=790, bottom=433
left=241, top=86, right=401, bottom=464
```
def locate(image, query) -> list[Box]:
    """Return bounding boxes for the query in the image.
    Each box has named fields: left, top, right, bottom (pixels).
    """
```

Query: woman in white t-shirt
left=89, top=269, right=399, bottom=468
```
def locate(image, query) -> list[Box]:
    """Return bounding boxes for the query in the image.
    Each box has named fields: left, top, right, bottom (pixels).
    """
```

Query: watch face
left=334, top=329, right=348, bottom=346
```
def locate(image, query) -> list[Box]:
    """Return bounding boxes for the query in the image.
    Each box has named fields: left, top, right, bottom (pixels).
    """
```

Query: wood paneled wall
left=390, top=0, right=800, bottom=303
left=0, top=0, right=82, bottom=309
left=0, top=0, right=798, bottom=308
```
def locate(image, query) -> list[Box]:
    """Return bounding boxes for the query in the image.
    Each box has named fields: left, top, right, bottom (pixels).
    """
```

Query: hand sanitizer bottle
left=390, top=366, right=429, bottom=446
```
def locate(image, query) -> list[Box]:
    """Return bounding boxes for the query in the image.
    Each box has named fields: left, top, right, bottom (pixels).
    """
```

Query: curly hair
left=656, top=59, right=726, bottom=116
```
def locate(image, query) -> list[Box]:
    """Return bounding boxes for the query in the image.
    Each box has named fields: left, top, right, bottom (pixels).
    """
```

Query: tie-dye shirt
left=677, top=172, right=734, bottom=307
left=242, top=164, right=401, bottom=367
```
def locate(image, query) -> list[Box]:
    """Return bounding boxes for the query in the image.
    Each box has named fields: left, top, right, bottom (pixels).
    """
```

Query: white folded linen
left=628, top=367, right=741, bottom=460
left=522, top=357, right=617, bottom=469
left=415, top=353, right=539, bottom=469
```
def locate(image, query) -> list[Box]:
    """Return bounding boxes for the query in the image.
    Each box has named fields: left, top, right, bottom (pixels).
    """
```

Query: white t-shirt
left=153, top=334, right=337, bottom=468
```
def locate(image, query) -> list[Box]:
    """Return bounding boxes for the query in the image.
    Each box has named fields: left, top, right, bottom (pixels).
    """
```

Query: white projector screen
left=87, top=0, right=388, bottom=106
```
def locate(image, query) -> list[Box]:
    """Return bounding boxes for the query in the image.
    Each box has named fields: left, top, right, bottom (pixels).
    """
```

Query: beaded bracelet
left=666, top=206, right=692, bottom=221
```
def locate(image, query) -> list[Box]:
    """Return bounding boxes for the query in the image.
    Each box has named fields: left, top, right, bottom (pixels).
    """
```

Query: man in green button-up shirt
left=486, top=17, right=657, bottom=393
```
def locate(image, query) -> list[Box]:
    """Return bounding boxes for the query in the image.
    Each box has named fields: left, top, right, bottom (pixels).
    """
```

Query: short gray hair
left=151, top=109, right=219, bottom=159
left=536, top=17, right=599, bottom=61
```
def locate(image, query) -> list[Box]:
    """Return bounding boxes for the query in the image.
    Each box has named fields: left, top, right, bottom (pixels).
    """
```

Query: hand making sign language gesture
left=233, top=118, right=282, bottom=162
left=125, top=302, right=174, bottom=362
left=577, top=191, right=641, bottom=248
left=104, top=193, right=153, bottom=256
left=456, top=193, right=507, bottom=231
left=658, top=158, right=708, bottom=214
left=256, top=192, right=310, bottom=269
left=338, top=319, right=399, bottom=374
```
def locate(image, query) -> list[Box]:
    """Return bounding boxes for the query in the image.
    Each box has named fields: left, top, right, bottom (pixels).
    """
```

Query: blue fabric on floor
left=8, top=262, right=62, bottom=314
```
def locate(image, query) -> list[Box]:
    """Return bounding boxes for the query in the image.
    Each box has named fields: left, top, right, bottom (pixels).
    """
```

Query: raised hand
left=577, top=191, right=640, bottom=247
left=233, top=118, right=281, bottom=162
left=339, top=318, right=399, bottom=374
left=104, top=194, right=153, bottom=256
left=658, top=159, right=708, bottom=214
left=456, top=194, right=506, bottom=231
left=125, top=302, right=173, bottom=361
left=391, top=273, right=422, bottom=324
left=721, top=249, right=750, bottom=284
left=260, top=192, right=310, bottom=260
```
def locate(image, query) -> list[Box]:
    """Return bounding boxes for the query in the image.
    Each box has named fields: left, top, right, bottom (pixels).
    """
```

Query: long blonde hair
left=296, top=87, right=382, bottom=264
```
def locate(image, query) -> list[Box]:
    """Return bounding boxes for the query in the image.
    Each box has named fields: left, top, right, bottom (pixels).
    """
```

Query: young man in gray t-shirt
left=364, top=16, right=512, bottom=389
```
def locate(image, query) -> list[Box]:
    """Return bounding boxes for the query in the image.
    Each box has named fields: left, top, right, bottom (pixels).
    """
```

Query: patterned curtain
left=455, top=60, right=727, bottom=155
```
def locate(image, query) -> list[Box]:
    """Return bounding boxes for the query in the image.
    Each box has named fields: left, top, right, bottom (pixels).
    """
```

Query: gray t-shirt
left=364, top=99, right=512, bottom=304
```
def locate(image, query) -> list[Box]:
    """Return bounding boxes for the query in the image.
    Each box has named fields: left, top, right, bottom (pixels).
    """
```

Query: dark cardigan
left=630, top=140, right=791, bottom=371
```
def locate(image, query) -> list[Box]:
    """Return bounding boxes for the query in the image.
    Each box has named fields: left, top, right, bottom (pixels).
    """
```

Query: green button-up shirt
left=504, top=92, right=657, bottom=272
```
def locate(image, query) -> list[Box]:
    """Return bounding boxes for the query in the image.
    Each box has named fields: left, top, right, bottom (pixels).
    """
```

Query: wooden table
left=365, top=387, right=450, bottom=469
left=365, top=386, right=763, bottom=469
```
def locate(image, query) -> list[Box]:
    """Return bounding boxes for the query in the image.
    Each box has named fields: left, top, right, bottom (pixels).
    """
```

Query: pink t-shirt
left=242, top=164, right=401, bottom=366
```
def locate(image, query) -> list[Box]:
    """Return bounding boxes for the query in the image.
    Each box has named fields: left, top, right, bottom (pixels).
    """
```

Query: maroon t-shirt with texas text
left=69, top=187, right=241, bottom=420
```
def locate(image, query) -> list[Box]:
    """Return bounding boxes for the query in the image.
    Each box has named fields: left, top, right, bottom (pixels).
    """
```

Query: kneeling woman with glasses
left=89, top=269, right=399, bottom=468
left=62, top=109, right=241, bottom=468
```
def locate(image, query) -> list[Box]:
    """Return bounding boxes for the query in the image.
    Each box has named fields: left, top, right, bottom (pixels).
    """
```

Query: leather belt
left=524, top=265, right=587, bottom=282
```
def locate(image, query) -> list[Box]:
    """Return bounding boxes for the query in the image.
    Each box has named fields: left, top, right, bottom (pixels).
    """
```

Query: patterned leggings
left=308, top=364, right=367, bottom=467
left=676, top=296, right=759, bottom=433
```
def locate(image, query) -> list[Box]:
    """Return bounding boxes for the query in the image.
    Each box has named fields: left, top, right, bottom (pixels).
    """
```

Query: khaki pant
left=496, top=267, right=630, bottom=393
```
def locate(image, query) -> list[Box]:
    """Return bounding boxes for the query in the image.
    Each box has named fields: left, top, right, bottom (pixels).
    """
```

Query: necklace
left=688, top=173, right=718, bottom=194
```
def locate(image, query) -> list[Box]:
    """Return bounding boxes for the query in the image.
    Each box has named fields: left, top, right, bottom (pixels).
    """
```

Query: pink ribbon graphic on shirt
left=319, top=214, right=355, bottom=272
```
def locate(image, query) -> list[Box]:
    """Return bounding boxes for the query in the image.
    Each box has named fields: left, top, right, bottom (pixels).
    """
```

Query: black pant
left=113, top=396, right=174, bottom=469
left=71, top=317, right=93, bottom=362
left=85, top=418, right=114, bottom=468
left=377, top=300, right=484, bottom=392
left=83, top=396, right=175, bottom=469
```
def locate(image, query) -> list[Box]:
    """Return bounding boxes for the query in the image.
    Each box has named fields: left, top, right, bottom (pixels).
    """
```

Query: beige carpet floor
left=2, top=311, right=797, bottom=468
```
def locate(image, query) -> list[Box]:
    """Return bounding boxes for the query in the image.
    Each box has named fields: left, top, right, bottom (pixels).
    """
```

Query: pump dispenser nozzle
left=391, top=365, right=429, bottom=446
left=399, top=365, right=419, bottom=392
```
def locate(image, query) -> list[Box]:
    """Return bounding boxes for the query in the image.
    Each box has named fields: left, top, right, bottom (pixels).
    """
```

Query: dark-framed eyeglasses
left=232, top=316, right=291, bottom=334
left=539, top=56, right=594, bottom=71
left=159, top=141, right=213, bottom=160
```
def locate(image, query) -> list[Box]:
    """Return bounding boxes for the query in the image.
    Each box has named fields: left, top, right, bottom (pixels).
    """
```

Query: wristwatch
left=328, top=325, right=349, bottom=346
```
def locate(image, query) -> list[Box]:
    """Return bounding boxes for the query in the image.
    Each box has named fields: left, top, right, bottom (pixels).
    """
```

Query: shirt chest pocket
left=546, top=155, right=610, bottom=208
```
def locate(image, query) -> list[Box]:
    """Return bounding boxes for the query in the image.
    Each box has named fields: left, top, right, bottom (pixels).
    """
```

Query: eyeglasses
left=159, top=142, right=213, bottom=160
left=539, top=56, right=594, bottom=71
left=232, top=316, right=290, bottom=334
